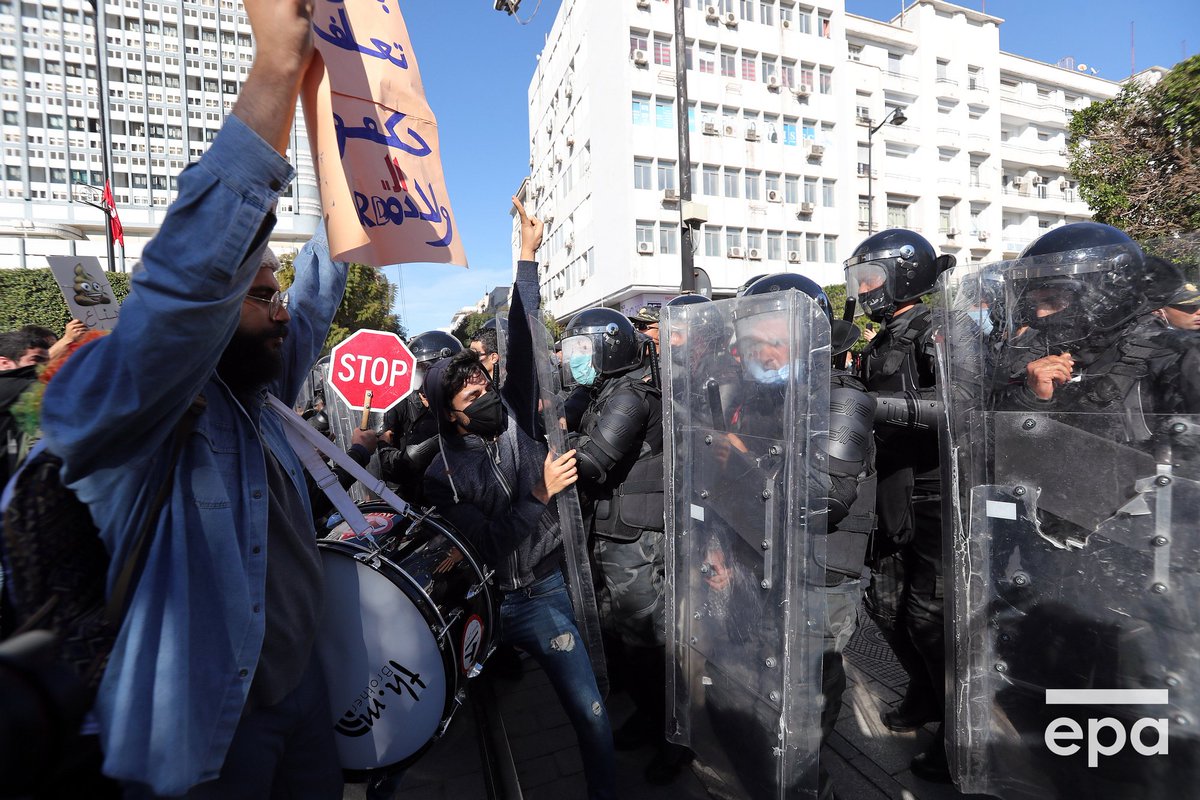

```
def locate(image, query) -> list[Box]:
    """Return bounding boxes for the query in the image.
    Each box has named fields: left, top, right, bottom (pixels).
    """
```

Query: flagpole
left=85, top=0, right=116, bottom=272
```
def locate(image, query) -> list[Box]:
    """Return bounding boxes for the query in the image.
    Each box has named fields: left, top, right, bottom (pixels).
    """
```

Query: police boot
left=909, top=724, right=951, bottom=784
left=882, top=683, right=940, bottom=732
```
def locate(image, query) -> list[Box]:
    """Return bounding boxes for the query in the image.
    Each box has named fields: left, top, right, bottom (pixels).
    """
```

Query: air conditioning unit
left=530, top=183, right=542, bottom=197
left=747, top=248, right=762, bottom=260
left=745, top=127, right=759, bottom=141
left=1058, top=147, right=1069, bottom=156
left=546, top=121, right=553, bottom=134
left=722, top=123, right=737, bottom=137
left=565, top=235, right=575, bottom=250
left=1057, top=177, right=1069, bottom=188
left=1011, top=177, right=1025, bottom=188
left=781, top=18, right=791, bottom=29
left=767, top=189, right=782, bottom=203
left=637, top=241, right=654, bottom=254
left=662, top=188, right=679, bottom=202
left=705, top=4, right=719, bottom=20
left=703, top=121, right=719, bottom=136
left=947, top=227, right=959, bottom=237
left=799, top=202, right=815, bottom=214
left=554, top=287, right=565, bottom=298
left=787, top=251, right=801, bottom=263
left=636, top=0, right=650, bottom=7
left=808, top=144, right=825, bottom=158
left=1032, top=175, right=1044, bottom=186
left=633, top=49, right=648, bottom=66
left=564, top=81, right=573, bottom=98
left=728, top=246, right=745, bottom=259
left=542, top=214, right=554, bottom=225
left=977, top=231, right=990, bottom=241
left=795, top=84, right=811, bottom=97
left=566, top=135, right=575, bottom=147
left=529, top=156, right=534, bottom=168
left=724, top=11, right=738, bottom=26
left=767, top=75, right=780, bottom=90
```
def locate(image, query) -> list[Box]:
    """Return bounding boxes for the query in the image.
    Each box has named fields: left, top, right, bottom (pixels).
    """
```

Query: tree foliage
left=0, top=268, right=131, bottom=333
left=276, top=253, right=405, bottom=355
left=1068, top=56, right=1200, bottom=239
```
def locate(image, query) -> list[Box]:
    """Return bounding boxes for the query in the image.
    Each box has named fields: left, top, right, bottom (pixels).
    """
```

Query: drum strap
left=265, top=395, right=412, bottom=537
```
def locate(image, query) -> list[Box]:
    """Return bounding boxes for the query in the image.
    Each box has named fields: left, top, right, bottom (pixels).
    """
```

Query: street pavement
left=344, top=608, right=991, bottom=800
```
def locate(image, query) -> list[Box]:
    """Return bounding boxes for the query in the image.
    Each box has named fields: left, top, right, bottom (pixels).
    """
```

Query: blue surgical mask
left=968, top=309, right=993, bottom=336
left=746, top=361, right=790, bottom=385
left=569, top=353, right=597, bottom=386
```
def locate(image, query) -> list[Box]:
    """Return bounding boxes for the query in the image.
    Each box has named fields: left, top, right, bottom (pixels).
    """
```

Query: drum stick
left=360, top=391, right=373, bottom=430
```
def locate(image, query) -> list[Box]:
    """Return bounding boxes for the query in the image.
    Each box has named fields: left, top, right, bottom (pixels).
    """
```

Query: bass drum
left=316, top=501, right=497, bottom=781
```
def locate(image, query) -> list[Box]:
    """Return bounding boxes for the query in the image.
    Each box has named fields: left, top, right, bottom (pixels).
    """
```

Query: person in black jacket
left=422, top=198, right=615, bottom=800
left=845, top=228, right=955, bottom=782
left=561, top=307, right=678, bottom=781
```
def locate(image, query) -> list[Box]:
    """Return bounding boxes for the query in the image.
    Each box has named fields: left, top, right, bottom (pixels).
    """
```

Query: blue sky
left=388, top=0, right=1197, bottom=335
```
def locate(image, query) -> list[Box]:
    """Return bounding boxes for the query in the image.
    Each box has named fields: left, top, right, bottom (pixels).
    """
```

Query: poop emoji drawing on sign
left=73, top=263, right=113, bottom=306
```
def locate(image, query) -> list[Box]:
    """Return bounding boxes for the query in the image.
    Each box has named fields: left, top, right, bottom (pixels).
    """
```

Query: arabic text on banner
left=303, top=0, right=468, bottom=268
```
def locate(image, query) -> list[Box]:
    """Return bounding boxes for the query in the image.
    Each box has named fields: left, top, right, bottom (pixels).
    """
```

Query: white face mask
left=746, top=360, right=790, bottom=385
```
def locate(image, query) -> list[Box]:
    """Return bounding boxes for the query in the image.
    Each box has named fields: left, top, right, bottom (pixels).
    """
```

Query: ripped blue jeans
left=501, top=570, right=615, bottom=800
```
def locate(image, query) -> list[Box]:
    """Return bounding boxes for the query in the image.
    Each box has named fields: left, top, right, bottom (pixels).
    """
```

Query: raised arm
left=501, top=196, right=546, bottom=438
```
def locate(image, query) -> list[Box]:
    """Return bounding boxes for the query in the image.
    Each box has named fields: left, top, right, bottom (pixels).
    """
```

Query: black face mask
left=460, top=390, right=507, bottom=438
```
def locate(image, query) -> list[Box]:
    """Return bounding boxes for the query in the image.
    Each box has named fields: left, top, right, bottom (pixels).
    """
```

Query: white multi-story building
left=520, top=0, right=1121, bottom=322
left=0, top=0, right=319, bottom=271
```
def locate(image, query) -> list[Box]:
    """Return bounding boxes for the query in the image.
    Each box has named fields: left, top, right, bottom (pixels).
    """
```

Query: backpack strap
left=875, top=307, right=933, bottom=379
left=105, top=394, right=207, bottom=625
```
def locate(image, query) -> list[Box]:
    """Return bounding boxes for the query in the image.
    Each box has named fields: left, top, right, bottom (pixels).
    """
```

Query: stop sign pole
left=327, top=329, right=417, bottom=416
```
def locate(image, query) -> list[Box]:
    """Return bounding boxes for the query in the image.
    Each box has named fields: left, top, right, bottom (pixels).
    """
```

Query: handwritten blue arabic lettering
left=334, top=111, right=431, bottom=160
left=314, top=7, right=408, bottom=68
left=354, top=180, right=455, bottom=248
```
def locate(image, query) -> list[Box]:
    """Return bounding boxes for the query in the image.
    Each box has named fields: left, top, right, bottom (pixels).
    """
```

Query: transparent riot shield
left=663, top=291, right=830, bottom=800
left=525, top=312, right=607, bottom=695
left=319, top=357, right=384, bottom=503
left=936, top=243, right=1200, bottom=799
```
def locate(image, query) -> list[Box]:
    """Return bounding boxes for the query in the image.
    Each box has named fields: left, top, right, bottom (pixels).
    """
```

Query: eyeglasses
left=244, top=290, right=290, bottom=320
left=634, top=322, right=659, bottom=332
left=1168, top=303, right=1200, bottom=313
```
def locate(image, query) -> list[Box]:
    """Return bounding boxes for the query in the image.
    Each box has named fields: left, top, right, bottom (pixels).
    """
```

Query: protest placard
left=46, top=255, right=120, bottom=331
left=303, top=0, right=468, bottom=268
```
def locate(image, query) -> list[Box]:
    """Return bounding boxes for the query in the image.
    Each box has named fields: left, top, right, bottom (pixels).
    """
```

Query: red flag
left=102, top=180, right=124, bottom=248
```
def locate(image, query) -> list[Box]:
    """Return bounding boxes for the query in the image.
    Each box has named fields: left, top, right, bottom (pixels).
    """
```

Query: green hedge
left=0, top=268, right=131, bottom=333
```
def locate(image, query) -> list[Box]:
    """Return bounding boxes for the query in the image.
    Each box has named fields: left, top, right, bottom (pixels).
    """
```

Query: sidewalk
left=344, top=609, right=989, bottom=799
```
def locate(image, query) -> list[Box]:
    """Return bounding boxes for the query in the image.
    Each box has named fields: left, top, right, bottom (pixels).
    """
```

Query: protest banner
left=45, top=255, right=120, bottom=331
left=303, top=0, right=468, bottom=268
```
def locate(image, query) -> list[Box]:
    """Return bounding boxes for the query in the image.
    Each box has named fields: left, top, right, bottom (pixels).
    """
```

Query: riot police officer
left=737, top=274, right=877, bottom=800
left=560, top=307, right=674, bottom=782
left=378, top=330, right=462, bottom=504
left=844, top=228, right=955, bottom=781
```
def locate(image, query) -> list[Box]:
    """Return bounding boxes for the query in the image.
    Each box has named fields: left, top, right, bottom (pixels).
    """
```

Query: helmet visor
left=845, top=262, right=889, bottom=310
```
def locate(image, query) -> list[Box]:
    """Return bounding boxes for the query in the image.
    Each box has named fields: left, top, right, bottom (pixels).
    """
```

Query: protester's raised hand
left=512, top=195, right=544, bottom=261
left=234, top=0, right=315, bottom=155
left=243, top=0, right=314, bottom=72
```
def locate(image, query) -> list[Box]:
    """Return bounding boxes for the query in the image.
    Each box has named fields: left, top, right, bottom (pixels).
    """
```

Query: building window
left=720, top=48, right=736, bottom=78
left=939, top=200, right=954, bottom=233
left=800, top=63, right=814, bottom=89
left=741, top=54, right=756, bottom=82
left=699, top=44, right=716, bottom=74
left=823, top=235, right=837, bottom=263
left=660, top=224, right=678, bottom=254
left=703, top=164, right=720, bottom=195
left=745, top=170, right=761, bottom=200
left=806, top=233, right=819, bottom=262
left=634, top=157, right=653, bottom=190
left=739, top=0, right=754, bottom=22
left=632, top=95, right=650, bottom=125
left=765, top=172, right=781, bottom=195
left=726, top=227, right=743, bottom=253
left=629, top=31, right=648, bottom=58
left=784, top=174, right=799, bottom=204
left=767, top=230, right=783, bottom=260
left=797, top=7, right=811, bottom=34
left=859, top=197, right=870, bottom=227
left=704, top=225, right=722, bottom=256
left=724, top=168, right=740, bottom=198
left=747, top=229, right=763, bottom=252
left=636, top=220, right=655, bottom=248
left=818, top=12, right=831, bottom=37
left=657, top=159, right=676, bottom=191
left=760, top=1, right=775, bottom=26
left=783, top=121, right=797, bottom=146
left=819, top=67, right=832, bottom=94
left=762, top=59, right=777, bottom=84
left=821, top=179, right=835, bottom=207
left=655, top=97, right=673, bottom=128
left=780, top=60, right=795, bottom=88
left=887, top=200, right=910, bottom=229
left=803, top=177, right=817, bottom=204
left=654, top=37, right=671, bottom=66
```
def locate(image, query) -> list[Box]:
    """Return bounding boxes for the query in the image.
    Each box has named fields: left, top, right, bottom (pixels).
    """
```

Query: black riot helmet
left=844, top=229, right=956, bottom=322
left=741, top=273, right=860, bottom=356
left=1007, top=222, right=1179, bottom=349
left=408, top=330, right=463, bottom=365
left=561, top=307, right=642, bottom=387
left=480, top=315, right=509, bottom=335
left=665, top=293, right=711, bottom=308
left=664, top=294, right=724, bottom=366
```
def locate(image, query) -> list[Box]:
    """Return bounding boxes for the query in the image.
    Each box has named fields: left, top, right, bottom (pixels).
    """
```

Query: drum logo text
left=335, top=659, right=428, bottom=738
left=1043, top=689, right=1170, bottom=767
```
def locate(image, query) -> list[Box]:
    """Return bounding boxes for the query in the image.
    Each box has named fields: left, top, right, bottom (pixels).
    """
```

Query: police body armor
left=663, top=291, right=830, bottom=800
left=936, top=245, right=1200, bottom=800
left=578, top=375, right=665, bottom=542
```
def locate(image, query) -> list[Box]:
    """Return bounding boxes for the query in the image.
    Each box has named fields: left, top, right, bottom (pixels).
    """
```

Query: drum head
left=316, top=542, right=451, bottom=774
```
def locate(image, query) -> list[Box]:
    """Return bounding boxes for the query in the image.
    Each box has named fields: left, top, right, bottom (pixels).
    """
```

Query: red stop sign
left=328, top=329, right=416, bottom=412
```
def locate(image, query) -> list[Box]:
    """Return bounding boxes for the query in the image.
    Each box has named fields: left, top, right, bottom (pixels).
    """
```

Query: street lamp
left=865, top=106, right=907, bottom=234
left=81, top=0, right=116, bottom=271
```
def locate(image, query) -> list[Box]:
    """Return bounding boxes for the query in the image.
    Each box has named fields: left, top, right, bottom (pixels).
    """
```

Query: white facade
left=0, top=0, right=320, bottom=271
left=521, top=0, right=1120, bottom=321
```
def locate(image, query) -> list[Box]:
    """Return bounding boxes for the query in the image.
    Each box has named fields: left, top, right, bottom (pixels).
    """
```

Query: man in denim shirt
left=40, top=3, right=346, bottom=796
